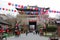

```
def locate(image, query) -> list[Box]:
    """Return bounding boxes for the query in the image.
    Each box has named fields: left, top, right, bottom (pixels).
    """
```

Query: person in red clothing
left=40, top=28, right=43, bottom=36
left=16, top=30, right=20, bottom=36
left=0, top=26, right=4, bottom=40
left=6, top=25, right=10, bottom=33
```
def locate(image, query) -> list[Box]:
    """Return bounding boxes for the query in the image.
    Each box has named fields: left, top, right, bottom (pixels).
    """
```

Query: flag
left=18, top=5, right=20, bottom=8
left=6, top=9, right=8, bottom=11
left=15, top=4, right=18, bottom=8
left=9, top=9, right=10, bottom=11
left=12, top=10, right=13, bottom=12
left=14, top=10, right=16, bottom=12
left=53, top=10, right=56, bottom=13
left=12, top=4, right=14, bottom=6
left=0, top=8, right=1, bottom=10
left=24, top=6, right=27, bottom=9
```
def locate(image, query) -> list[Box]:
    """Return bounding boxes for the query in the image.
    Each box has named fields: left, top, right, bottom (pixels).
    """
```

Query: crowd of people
left=0, top=23, right=47, bottom=40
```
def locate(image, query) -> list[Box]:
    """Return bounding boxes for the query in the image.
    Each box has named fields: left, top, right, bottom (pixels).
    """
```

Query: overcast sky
left=0, top=0, right=60, bottom=18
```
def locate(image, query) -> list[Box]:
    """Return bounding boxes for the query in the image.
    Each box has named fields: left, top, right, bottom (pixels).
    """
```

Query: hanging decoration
left=0, top=7, right=17, bottom=12
left=27, top=6, right=30, bottom=9
left=12, top=10, right=13, bottom=12
left=8, top=2, right=11, bottom=6
left=0, top=8, right=1, bottom=10
left=30, top=7, right=32, bottom=10
left=24, top=6, right=27, bottom=9
left=2, top=8, right=5, bottom=10
left=21, top=5, right=23, bottom=9
left=18, top=5, right=20, bottom=8
left=15, top=4, right=18, bottom=8
left=6, top=9, right=8, bottom=11
left=9, top=9, right=10, bottom=11
left=49, top=10, right=60, bottom=13
left=14, top=10, right=16, bottom=12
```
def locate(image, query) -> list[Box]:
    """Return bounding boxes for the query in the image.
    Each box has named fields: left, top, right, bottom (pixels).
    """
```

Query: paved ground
left=3, top=33, right=59, bottom=40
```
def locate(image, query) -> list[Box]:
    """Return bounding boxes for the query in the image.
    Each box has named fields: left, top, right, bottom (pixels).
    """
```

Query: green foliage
left=46, top=25, right=57, bottom=32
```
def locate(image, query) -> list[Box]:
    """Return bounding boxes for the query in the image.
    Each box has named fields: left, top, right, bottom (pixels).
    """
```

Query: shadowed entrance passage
left=29, top=21, right=36, bottom=32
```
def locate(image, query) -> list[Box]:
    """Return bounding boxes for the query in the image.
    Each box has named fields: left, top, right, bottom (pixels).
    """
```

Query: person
left=35, top=27, right=39, bottom=34
left=0, top=26, right=4, bottom=40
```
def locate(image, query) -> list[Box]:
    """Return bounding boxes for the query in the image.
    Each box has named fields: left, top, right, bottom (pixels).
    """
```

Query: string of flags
left=1, top=2, right=60, bottom=14
left=8, top=2, right=39, bottom=10
left=0, top=7, right=17, bottom=12
left=49, top=10, right=60, bottom=13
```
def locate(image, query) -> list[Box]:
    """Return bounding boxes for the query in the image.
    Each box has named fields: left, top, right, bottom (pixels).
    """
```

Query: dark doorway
left=29, top=21, right=36, bottom=32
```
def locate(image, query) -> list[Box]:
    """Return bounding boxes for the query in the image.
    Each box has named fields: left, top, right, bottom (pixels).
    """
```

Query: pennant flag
left=53, top=10, right=56, bottom=13
left=18, top=5, right=20, bottom=8
left=21, top=5, right=23, bottom=8
left=15, top=4, right=18, bottom=8
left=55, top=11, right=60, bottom=13
left=8, top=2, right=11, bottom=6
left=2, top=8, right=5, bottom=10
left=56, top=11, right=59, bottom=13
left=49, top=10, right=52, bottom=12
left=14, top=10, right=16, bottom=12
left=9, top=9, right=10, bottom=11
left=6, top=9, right=8, bottom=11
left=0, top=8, right=1, bottom=10
left=38, top=8, right=41, bottom=10
left=12, top=4, right=14, bottom=6
left=24, top=6, right=27, bottom=9
left=12, top=10, right=13, bottom=12
left=27, top=6, right=30, bottom=9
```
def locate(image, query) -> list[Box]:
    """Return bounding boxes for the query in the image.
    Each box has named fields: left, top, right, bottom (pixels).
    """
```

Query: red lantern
left=8, top=2, right=11, bottom=6
left=2, top=8, right=5, bottom=10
